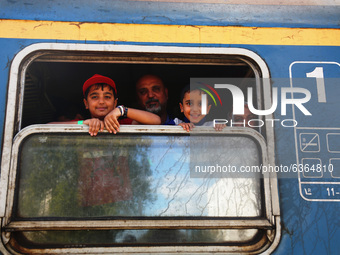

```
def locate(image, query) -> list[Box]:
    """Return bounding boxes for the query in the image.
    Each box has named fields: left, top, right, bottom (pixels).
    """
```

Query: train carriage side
left=0, top=1, right=339, bottom=254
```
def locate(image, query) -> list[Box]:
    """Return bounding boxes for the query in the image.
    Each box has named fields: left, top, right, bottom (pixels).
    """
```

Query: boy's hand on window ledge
left=84, top=118, right=104, bottom=136
left=104, top=108, right=121, bottom=134
left=179, top=123, right=194, bottom=132
left=214, top=124, right=226, bottom=131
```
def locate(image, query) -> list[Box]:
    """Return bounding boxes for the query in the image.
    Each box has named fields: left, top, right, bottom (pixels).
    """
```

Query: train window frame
left=0, top=43, right=280, bottom=254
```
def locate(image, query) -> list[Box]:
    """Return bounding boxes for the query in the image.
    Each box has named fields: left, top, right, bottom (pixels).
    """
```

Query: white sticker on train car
left=290, top=61, right=340, bottom=202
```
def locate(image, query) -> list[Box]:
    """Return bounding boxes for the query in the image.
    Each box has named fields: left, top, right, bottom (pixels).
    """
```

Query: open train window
left=1, top=44, right=280, bottom=254
left=19, top=50, right=260, bottom=130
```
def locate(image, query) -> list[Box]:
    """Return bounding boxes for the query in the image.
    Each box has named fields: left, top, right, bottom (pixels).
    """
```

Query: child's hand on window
left=179, top=122, right=194, bottom=132
left=84, top=118, right=104, bottom=136
left=104, top=108, right=121, bottom=134
left=214, top=124, right=226, bottom=131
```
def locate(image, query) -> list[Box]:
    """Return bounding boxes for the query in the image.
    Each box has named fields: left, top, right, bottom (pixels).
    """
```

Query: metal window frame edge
left=0, top=43, right=280, bottom=254
left=6, top=125, right=274, bottom=254
left=4, top=124, right=267, bottom=222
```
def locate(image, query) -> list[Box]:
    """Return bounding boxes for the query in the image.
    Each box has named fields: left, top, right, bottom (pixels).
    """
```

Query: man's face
left=136, top=75, right=168, bottom=115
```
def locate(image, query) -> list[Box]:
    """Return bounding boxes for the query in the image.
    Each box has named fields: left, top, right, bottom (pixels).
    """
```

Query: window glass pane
left=16, top=133, right=262, bottom=218
left=16, top=229, right=261, bottom=247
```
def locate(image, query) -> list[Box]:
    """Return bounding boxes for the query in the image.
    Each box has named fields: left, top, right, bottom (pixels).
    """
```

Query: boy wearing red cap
left=53, top=74, right=161, bottom=136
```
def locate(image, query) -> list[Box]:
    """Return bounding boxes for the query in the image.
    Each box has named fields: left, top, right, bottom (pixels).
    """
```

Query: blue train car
left=0, top=0, right=339, bottom=254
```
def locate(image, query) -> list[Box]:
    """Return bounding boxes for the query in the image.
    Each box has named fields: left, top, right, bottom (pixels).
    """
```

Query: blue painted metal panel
left=264, top=46, right=340, bottom=254
left=0, top=0, right=339, bottom=28
left=0, top=18, right=340, bottom=254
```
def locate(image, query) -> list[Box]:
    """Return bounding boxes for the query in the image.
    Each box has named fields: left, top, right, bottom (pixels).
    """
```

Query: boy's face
left=83, top=84, right=117, bottom=119
left=180, top=90, right=211, bottom=124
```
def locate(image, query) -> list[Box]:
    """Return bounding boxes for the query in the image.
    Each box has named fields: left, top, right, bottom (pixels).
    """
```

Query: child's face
left=84, top=84, right=117, bottom=119
left=180, top=90, right=211, bottom=124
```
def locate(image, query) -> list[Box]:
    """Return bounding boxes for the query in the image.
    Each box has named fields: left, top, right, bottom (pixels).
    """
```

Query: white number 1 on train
left=306, top=67, right=327, bottom=103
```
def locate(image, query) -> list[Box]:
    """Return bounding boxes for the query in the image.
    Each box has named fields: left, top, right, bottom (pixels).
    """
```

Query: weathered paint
left=0, top=19, right=339, bottom=46
left=0, top=1, right=339, bottom=254
left=0, top=0, right=339, bottom=28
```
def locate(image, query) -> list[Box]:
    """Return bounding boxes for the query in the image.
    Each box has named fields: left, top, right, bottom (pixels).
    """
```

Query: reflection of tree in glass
left=18, top=135, right=80, bottom=218
left=17, top=133, right=154, bottom=245
left=136, top=229, right=231, bottom=244
left=138, top=229, right=187, bottom=243
left=126, top=137, right=155, bottom=215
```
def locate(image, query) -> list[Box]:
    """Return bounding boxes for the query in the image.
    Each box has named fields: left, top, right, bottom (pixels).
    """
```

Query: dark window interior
left=22, top=54, right=256, bottom=129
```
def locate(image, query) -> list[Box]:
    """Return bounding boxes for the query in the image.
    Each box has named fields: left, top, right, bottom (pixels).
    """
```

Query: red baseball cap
left=83, top=74, right=117, bottom=96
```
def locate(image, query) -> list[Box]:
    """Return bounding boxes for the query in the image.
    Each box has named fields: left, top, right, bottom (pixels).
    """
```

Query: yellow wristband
left=78, top=120, right=84, bottom=125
